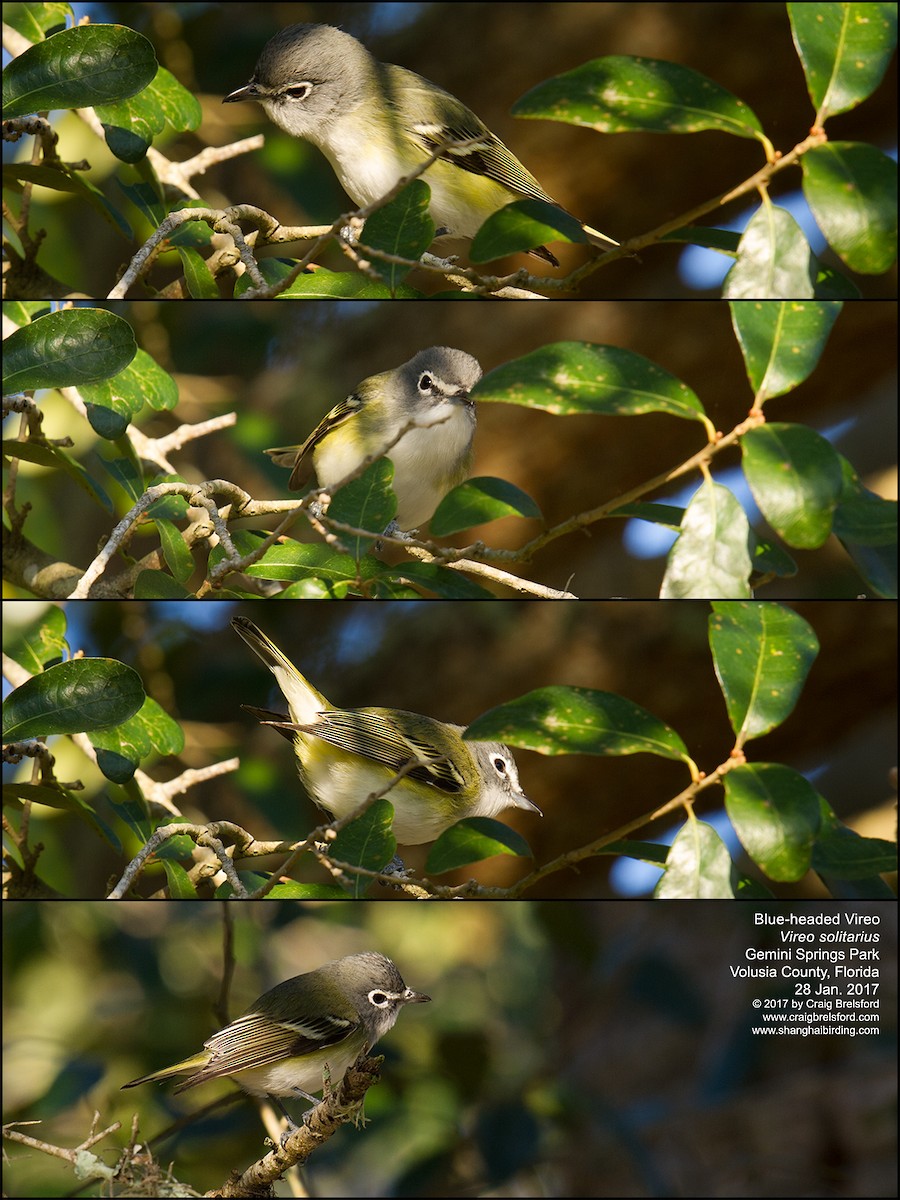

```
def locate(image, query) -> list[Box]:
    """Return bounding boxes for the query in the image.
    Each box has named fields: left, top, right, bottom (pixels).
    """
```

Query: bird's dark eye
left=285, top=83, right=313, bottom=100
left=369, top=990, right=390, bottom=1007
left=418, top=372, right=434, bottom=393
left=493, top=757, right=507, bottom=774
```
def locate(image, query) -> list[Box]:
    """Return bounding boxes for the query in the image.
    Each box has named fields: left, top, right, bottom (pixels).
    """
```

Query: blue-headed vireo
left=266, top=346, right=481, bottom=532
left=122, top=952, right=429, bottom=1108
left=223, top=22, right=618, bottom=267
left=232, top=616, right=540, bottom=845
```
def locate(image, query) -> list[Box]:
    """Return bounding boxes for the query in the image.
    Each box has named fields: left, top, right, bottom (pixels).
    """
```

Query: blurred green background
left=3, top=599, right=896, bottom=898
left=3, top=899, right=896, bottom=1197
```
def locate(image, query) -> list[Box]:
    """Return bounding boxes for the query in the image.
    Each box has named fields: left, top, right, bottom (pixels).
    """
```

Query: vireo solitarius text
left=232, top=616, right=540, bottom=845
left=223, top=22, right=618, bottom=266
left=122, top=952, right=429, bottom=1105
left=265, top=346, right=481, bottom=532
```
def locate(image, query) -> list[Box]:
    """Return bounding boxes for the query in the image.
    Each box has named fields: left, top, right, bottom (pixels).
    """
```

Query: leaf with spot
left=788, top=2, right=898, bottom=123
left=465, top=686, right=692, bottom=767
left=729, top=300, right=842, bottom=403
left=512, top=55, right=765, bottom=142
left=709, top=602, right=819, bottom=743
left=742, top=422, right=844, bottom=549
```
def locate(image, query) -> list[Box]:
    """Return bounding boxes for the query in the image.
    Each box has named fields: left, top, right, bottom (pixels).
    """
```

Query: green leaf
left=2, top=658, right=145, bottom=740
left=430, top=476, right=542, bottom=536
left=655, top=820, right=735, bottom=898
left=788, top=2, right=898, bottom=121
left=729, top=300, right=842, bottom=403
left=2, top=23, right=158, bottom=119
left=425, top=817, right=533, bottom=874
left=96, top=66, right=202, bottom=161
left=709, top=601, right=820, bottom=742
left=374, top=563, right=495, bottom=599
left=742, top=422, right=844, bottom=548
left=330, top=799, right=397, bottom=896
left=361, top=179, right=435, bottom=291
left=177, top=247, right=220, bottom=298
left=832, top=455, right=898, bottom=597
left=88, top=695, right=184, bottom=782
left=4, top=438, right=113, bottom=512
left=608, top=501, right=685, bottom=530
left=513, top=55, right=764, bottom=140
left=2, top=307, right=136, bottom=394
left=723, top=762, right=821, bottom=881
left=660, top=480, right=753, bottom=598
left=154, top=518, right=194, bottom=584
left=470, top=199, right=585, bottom=263
left=132, top=570, right=194, bottom=599
left=723, top=206, right=815, bottom=299
left=475, top=342, right=708, bottom=423
left=233, top=533, right=380, bottom=594
left=161, top=859, right=199, bottom=898
left=327, top=459, right=398, bottom=557
left=811, top=797, right=898, bottom=878
left=465, top=686, right=691, bottom=765
left=3, top=780, right=120, bottom=849
left=236, top=264, right=424, bottom=299
left=802, top=142, right=897, bottom=274
left=78, top=347, right=178, bottom=442
left=3, top=604, right=68, bottom=672
left=833, top=457, right=898, bottom=546
left=3, top=3, right=73, bottom=41
left=3, top=160, right=134, bottom=238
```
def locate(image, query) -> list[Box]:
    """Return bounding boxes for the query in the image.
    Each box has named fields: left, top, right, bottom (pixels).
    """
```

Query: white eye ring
left=368, top=989, right=391, bottom=1007
left=285, top=82, right=313, bottom=100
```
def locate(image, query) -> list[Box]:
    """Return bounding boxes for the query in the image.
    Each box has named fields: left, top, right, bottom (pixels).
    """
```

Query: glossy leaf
left=178, top=247, right=220, bottom=299
left=327, top=459, right=397, bottom=558
left=3, top=781, right=119, bottom=848
left=425, top=818, right=532, bottom=875
left=709, top=601, right=819, bottom=742
left=723, top=206, right=815, bottom=299
left=788, top=2, right=898, bottom=121
left=330, top=799, right=397, bottom=897
left=465, top=686, right=691, bottom=765
left=742, top=422, right=843, bottom=548
left=470, top=199, right=585, bottom=262
left=833, top=455, right=898, bottom=597
left=2, top=307, right=136, bottom=394
left=430, top=476, right=542, bottom=536
left=729, top=300, right=842, bottom=402
left=475, top=342, right=708, bottom=423
left=2, top=23, right=157, bottom=118
left=3, top=658, right=145, bottom=741
left=513, top=55, right=764, bottom=140
left=361, top=180, right=435, bottom=291
left=153, top=519, right=194, bottom=585
left=96, top=66, right=202, bottom=161
left=161, top=860, right=198, bottom=898
left=724, top=762, right=821, bottom=881
left=655, top=820, right=735, bottom=898
left=802, top=142, right=897, bottom=274
left=660, top=481, right=753, bottom=598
